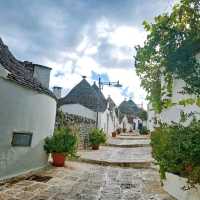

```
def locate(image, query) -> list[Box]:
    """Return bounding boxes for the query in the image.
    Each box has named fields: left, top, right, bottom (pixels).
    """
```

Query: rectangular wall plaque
left=11, top=132, right=33, bottom=147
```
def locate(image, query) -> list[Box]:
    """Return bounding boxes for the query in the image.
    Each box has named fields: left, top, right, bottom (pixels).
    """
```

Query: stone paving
left=116, top=135, right=150, bottom=140
left=106, top=138, right=150, bottom=147
left=0, top=134, right=175, bottom=200
left=0, top=162, right=174, bottom=200
left=79, top=146, right=153, bottom=168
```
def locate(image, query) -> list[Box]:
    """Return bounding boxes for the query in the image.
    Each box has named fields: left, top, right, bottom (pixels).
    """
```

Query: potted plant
left=123, top=128, right=127, bottom=133
left=112, top=131, right=117, bottom=137
left=139, top=126, right=149, bottom=135
left=89, top=128, right=106, bottom=150
left=44, top=127, right=78, bottom=167
left=116, top=128, right=121, bottom=135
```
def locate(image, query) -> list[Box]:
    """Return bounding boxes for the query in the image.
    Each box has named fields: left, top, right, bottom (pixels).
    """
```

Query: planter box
left=163, top=172, right=200, bottom=200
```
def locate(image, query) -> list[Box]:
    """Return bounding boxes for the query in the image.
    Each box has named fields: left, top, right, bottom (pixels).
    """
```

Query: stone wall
left=56, top=111, right=96, bottom=149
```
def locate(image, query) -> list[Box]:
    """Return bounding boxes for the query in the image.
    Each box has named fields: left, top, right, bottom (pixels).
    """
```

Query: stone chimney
left=33, top=64, right=51, bottom=88
left=53, top=86, right=62, bottom=99
left=23, top=62, right=52, bottom=88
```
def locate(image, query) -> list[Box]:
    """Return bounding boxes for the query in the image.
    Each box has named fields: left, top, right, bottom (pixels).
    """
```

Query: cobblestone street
left=0, top=134, right=174, bottom=200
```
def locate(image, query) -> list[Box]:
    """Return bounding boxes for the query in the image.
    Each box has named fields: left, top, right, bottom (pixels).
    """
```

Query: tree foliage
left=135, top=0, right=200, bottom=112
left=138, top=109, right=148, bottom=121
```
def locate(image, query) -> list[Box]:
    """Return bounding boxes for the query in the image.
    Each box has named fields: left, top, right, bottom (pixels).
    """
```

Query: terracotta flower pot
left=112, top=132, right=117, bottom=137
left=92, top=144, right=99, bottom=150
left=52, top=153, right=66, bottom=167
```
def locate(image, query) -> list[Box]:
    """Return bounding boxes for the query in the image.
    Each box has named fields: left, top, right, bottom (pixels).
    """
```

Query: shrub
left=44, top=127, right=78, bottom=157
left=151, top=119, right=200, bottom=184
left=89, top=128, right=106, bottom=146
left=139, top=126, right=149, bottom=135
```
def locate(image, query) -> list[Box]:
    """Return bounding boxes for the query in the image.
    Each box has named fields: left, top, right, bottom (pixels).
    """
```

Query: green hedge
left=151, top=119, right=200, bottom=185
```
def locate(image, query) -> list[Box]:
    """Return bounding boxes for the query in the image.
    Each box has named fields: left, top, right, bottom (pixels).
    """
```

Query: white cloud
left=96, top=17, right=115, bottom=39
left=108, top=26, right=146, bottom=47
left=45, top=18, right=147, bottom=109
left=100, top=67, right=147, bottom=108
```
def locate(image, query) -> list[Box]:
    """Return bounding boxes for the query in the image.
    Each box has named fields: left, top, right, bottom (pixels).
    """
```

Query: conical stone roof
left=107, top=96, right=116, bottom=110
left=59, top=79, right=106, bottom=112
left=92, top=82, right=107, bottom=111
left=118, top=99, right=140, bottom=116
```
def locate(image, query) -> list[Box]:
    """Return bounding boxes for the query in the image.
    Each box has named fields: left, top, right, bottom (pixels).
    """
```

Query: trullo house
left=0, top=38, right=57, bottom=180
left=57, top=77, right=119, bottom=136
left=118, top=99, right=143, bottom=131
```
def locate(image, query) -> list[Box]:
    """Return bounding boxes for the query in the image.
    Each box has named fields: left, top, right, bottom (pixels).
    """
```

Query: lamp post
left=96, top=76, right=122, bottom=128
left=98, top=76, right=122, bottom=91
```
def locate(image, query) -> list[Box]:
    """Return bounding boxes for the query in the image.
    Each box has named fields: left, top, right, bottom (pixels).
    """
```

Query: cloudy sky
left=0, top=0, right=175, bottom=108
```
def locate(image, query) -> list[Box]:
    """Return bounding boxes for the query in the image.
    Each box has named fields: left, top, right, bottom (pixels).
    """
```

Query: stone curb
left=115, top=137, right=150, bottom=140
left=77, top=158, right=153, bottom=169
left=103, top=143, right=151, bottom=148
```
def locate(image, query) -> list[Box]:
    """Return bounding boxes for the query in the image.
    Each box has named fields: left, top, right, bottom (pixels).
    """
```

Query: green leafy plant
left=151, top=119, right=200, bottom=185
left=89, top=128, right=106, bottom=146
left=139, top=126, right=149, bottom=135
left=138, top=110, right=148, bottom=121
left=44, top=127, right=78, bottom=157
left=135, top=0, right=200, bottom=113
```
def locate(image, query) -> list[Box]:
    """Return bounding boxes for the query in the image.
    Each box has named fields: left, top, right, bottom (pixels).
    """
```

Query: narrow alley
left=0, top=133, right=174, bottom=200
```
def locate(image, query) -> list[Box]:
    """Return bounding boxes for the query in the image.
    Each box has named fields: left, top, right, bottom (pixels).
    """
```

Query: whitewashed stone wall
left=0, top=78, right=56, bottom=180
left=61, top=103, right=118, bottom=136
left=60, top=104, right=97, bottom=120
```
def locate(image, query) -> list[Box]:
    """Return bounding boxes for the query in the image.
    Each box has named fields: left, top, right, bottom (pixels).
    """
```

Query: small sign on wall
left=11, top=132, right=33, bottom=147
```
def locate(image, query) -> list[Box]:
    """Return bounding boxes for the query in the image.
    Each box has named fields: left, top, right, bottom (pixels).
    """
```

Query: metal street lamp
left=96, top=76, right=122, bottom=128
left=98, top=76, right=122, bottom=91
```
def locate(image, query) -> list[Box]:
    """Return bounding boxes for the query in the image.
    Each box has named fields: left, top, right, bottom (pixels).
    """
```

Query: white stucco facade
left=60, top=104, right=97, bottom=121
left=160, top=78, right=200, bottom=125
left=147, top=77, right=200, bottom=131
left=0, top=78, right=56, bottom=180
left=120, top=116, right=132, bottom=131
left=147, top=103, right=156, bottom=131
left=97, top=110, right=117, bottom=136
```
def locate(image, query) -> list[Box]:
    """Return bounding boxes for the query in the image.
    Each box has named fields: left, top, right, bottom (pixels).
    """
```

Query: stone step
left=78, top=158, right=152, bottom=168
left=115, top=136, right=150, bottom=140
left=104, top=143, right=150, bottom=148
left=119, top=133, right=139, bottom=136
left=105, top=138, right=151, bottom=148
left=78, top=146, right=153, bottom=169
